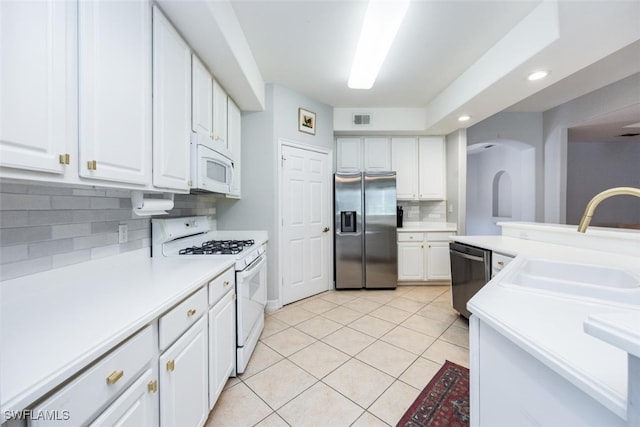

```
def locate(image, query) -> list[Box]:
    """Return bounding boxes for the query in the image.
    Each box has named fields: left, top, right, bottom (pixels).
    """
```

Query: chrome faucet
left=577, top=187, right=640, bottom=233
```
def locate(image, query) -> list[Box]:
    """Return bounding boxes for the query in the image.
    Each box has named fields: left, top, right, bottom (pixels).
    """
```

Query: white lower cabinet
left=29, top=327, right=154, bottom=427
left=398, top=231, right=455, bottom=282
left=89, top=369, right=158, bottom=427
left=398, top=241, right=424, bottom=281
left=208, top=289, right=236, bottom=408
left=159, top=315, right=208, bottom=427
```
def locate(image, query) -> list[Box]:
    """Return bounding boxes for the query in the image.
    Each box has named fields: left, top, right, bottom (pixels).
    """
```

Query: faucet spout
left=577, top=187, right=640, bottom=233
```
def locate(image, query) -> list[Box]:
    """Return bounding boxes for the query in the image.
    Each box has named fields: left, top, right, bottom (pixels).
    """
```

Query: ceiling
left=160, top=0, right=640, bottom=134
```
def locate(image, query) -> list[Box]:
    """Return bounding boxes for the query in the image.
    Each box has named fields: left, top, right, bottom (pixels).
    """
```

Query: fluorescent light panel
left=348, top=0, right=410, bottom=89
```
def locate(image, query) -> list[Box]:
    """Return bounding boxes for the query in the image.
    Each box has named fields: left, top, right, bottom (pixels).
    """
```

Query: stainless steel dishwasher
left=449, top=242, right=491, bottom=318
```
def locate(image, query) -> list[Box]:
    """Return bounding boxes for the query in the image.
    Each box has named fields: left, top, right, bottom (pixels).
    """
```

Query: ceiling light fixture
left=458, top=115, right=471, bottom=122
left=528, top=70, right=549, bottom=81
left=347, top=0, right=410, bottom=89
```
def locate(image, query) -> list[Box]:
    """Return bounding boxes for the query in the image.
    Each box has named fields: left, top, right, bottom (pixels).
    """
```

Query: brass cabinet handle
left=147, top=380, right=158, bottom=393
left=87, top=160, right=97, bottom=170
left=497, top=261, right=504, bottom=266
left=232, top=293, right=236, bottom=300
left=106, top=370, right=124, bottom=385
left=223, top=280, right=230, bottom=287
left=409, top=236, right=413, bottom=239
left=187, top=309, right=196, bottom=317
left=59, top=154, right=70, bottom=165
left=323, top=227, right=330, bottom=233
left=167, top=360, right=175, bottom=372
left=188, top=180, right=193, bottom=187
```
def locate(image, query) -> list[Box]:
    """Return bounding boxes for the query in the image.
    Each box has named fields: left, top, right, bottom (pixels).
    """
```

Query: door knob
left=323, top=227, right=330, bottom=233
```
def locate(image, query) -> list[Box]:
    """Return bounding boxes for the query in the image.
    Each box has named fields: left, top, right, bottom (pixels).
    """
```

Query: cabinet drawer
left=208, top=267, right=235, bottom=306
left=398, top=233, right=423, bottom=242
left=29, top=327, right=153, bottom=427
left=492, top=252, right=514, bottom=276
left=426, top=231, right=456, bottom=241
left=159, top=287, right=207, bottom=350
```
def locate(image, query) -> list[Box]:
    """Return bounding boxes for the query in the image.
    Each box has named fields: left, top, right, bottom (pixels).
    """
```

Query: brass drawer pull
left=497, top=261, right=504, bottom=266
left=167, top=360, right=175, bottom=372
left=59, top=153, right=70, bottom=165
left=147, top=380, right=158, bottom=393
left=187, top=309, right=197, bottom=317
left=223, top=280, right=230, bottom=287
left=106, top=370, right=124, bottom=385
left=87, top=160, right=97, bottom=170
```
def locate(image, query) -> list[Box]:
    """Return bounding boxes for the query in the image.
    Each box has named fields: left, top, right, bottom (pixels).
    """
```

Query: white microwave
left=190, top=134, right=234, bottom=194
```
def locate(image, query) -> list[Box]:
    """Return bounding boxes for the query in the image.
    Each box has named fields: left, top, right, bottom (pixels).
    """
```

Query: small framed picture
left=298, top=108, right=316, bottom=135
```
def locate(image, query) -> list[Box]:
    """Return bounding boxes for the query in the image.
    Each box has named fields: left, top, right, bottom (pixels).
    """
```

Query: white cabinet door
left=160, top=316, right=208, bottom=427
left=89, top=369, right=157, bottom=427
left=227, top=98, right=241, bottom=198
left=398, top=242, right=424, bottom=281
left=78, top=0, right=152, bottom=185
left=212, top=79, right=228, bottom=148
left=0, top=0, right=75, bottom=174
left=391, top=138, right=418, bottom=200
left=418, top=136, right=446, bottom=200
left=191, top=55, right=213, bottom=138
left=426, top=241, right=451, bottom=280
left=152, top=5, right=191, bottom=191
left=336, top=138, right=362, bottom=172
left=208, top=289, right=236, bottom=409
left=363, top=137, right=391, bottom=171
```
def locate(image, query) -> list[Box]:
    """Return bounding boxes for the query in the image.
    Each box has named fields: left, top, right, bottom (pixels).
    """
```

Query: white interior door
left=281, top=144, right=331, bottom=305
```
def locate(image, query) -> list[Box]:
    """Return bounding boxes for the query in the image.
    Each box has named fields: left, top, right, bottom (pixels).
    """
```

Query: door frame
left=276, top=138, right=333, bottom=308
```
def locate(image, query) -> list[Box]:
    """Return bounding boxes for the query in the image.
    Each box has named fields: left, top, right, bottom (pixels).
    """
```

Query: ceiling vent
left=353, top=114, right=371, bottom=125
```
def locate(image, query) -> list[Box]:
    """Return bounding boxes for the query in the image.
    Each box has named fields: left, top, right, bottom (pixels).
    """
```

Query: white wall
left=543, top=73, right=640, bottom=223
left=566, top=141, right=640, bottom=226
left=466, top=143, right=536, bottom=235
left=216, top=84, right=333, bottom=307
left=446, top=129, right=467, bottom=234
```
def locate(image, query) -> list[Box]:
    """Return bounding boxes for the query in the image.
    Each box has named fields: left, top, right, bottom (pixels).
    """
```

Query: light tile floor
left=205, top=285, right=469, bottom=427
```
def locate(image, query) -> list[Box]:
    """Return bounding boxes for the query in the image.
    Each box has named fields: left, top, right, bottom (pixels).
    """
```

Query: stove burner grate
left=178, top=239, right=255, bottom=255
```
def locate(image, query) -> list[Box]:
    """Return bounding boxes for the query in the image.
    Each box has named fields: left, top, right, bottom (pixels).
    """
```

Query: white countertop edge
left=468, top=303, right=628, bottom=420
left=585, top=312, right=640, bottom=359
left=397, top=222, right=457, bottom=232
left=1, top=249, right=238, bottom=413
left=499, top=221, right=640, bottom=241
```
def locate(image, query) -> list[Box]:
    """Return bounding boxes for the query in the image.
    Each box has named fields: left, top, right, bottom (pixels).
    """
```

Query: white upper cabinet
left=212, top=79, right=228, bottom=148
left=363, top=137, right=391, bottom=172
left=227, top=98, right=241, bottom=198
left=152, top=5, right=191, bottom=192
left=391, top=137, right=418, bottom=200
left=78, top=0, right=152, bottom=185
left=0, top=0, right=76, bottom=175
left=418, top=136, right=446, bottom=200
left=336, top=137, right=362, bottom=172
left=191, top=55, right=213, bottom=139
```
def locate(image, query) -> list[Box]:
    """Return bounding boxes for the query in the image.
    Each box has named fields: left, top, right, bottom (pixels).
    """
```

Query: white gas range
left=151, top=216, right=268, bottom=375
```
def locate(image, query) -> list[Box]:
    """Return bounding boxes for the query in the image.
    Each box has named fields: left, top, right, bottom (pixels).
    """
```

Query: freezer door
left=334, top=173, right=363, bottom=289
left=364, top=172, right=397, bottom=288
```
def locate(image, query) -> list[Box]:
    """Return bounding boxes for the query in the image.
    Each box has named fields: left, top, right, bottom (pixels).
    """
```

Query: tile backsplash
left=398, top=200, right=447, bottom=223
left=0, top=181, right=217, bottom=281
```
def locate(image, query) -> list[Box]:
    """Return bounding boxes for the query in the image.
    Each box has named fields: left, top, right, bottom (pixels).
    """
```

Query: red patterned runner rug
left=396, top=360, right=470, bottom=427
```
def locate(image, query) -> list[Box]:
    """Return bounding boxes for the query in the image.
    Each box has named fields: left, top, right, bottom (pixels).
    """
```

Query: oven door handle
left=238, top=255, right=266, bottom=280
left=449, top=250, right=485, bottom=263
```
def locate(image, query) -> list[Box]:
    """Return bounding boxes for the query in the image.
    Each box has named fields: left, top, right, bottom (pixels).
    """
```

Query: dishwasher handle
left=449, top=249, right=485, bottom=263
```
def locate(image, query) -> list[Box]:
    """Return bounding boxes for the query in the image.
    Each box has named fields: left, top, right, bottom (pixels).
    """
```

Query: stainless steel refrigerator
left=334, top=172, right=397, bottom=289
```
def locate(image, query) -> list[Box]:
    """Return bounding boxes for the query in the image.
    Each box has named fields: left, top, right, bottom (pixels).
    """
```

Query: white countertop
left=1, top=233, right=267, bottom=415
left=398, top=222, right=457, bottom=232
left=460, top=233, right=640, bottom=420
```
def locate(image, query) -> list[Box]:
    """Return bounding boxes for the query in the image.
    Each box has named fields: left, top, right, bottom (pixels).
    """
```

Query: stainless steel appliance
left=449, top=242, right=491, bottom=318
left=151, top=216, right=267, bottom=374
left=334, top=172, right=397, bottom=289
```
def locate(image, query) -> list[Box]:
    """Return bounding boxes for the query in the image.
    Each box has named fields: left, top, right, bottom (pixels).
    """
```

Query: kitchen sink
left=500, top=258, right=640, bottom=305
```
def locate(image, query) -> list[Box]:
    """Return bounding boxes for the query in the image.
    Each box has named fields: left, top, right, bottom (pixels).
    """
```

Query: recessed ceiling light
left=458, top=115, right=471, bottom=122
left=347, top=0, right=410, bottom=89
left=528, top=70, right=549, bottom=81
